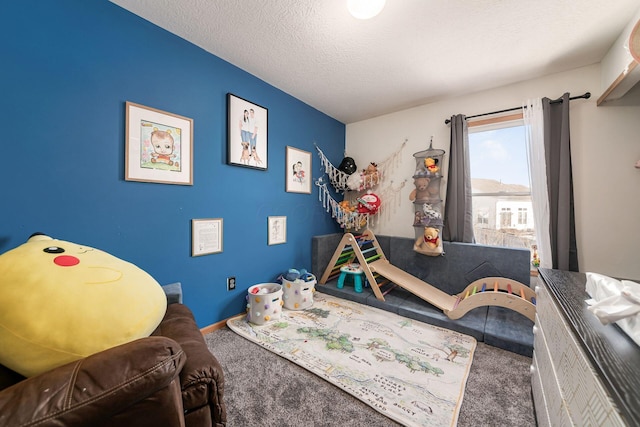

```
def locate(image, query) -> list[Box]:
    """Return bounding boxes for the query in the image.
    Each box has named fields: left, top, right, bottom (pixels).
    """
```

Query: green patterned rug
left=227, top=293, right=476, bottom=426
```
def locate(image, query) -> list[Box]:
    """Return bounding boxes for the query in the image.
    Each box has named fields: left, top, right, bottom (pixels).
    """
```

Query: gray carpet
left=205, top=326, right=536, bottom=426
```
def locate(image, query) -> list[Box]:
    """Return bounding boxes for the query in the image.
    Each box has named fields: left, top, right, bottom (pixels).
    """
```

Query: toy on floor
left=337, top=263, right=365, bottom=293
left=319, top=229, right=536, bottom=322
left=0, top=233, right=167, bottom=377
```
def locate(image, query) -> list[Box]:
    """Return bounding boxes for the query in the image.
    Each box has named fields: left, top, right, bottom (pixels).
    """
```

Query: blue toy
left=278, top=268, right=315, bottom=284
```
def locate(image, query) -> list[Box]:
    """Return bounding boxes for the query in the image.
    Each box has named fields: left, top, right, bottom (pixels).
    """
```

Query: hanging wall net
left=315, top=141, right=406, bottom=230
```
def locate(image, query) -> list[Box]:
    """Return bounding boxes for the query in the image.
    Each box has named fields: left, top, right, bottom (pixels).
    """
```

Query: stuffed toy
left=424, top=157, right=439, bottom=174
left=364, top=162, right=378, bottom=176
left=346, top=172, right=363, bottom=191
left=413, top=203, right=443, bottom=227
left=415, top=226, right=441, bottom=252
left=356, top=192, right=381, bottom=214
left=347, top=162, right=381, bottom=191
left=426, top=177, right=441, bottom=197
left=338, top=157, right=357, bottom=175
left=0, top=233, right=167, bottom=377
left=339, top=200, right=356, bottom=213
left=409, top=177, right=432, bottom=201
left=422, top=203, right=442, bottom=222
left=362, top=162, right=380, bottom=187
left=423, top=227, right=440, bottom=249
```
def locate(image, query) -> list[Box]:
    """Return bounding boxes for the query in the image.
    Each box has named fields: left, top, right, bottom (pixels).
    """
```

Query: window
left=518, top=208, right=527, bottom=225
left=499, top=207, right=512, bottom=228
left=477, top=211, right=489, bottom=225
left=468, top=121, right=536, bottom=251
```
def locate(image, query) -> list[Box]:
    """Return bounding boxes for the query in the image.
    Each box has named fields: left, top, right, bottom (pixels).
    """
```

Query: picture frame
left=191, top=218, right=223, bottom=256
left=267, top=216, right=287, bottom=245
left=285, top=146, right=312, bottom=194
left=125, top=101, right=193, bottom=185
left=227, top=93, right=268, bottom=170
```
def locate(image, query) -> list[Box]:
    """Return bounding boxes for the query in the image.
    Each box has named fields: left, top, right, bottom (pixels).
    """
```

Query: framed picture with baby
left=125, top=101, right=194, bottom=185
left=227, top=93, right=268, bottom=171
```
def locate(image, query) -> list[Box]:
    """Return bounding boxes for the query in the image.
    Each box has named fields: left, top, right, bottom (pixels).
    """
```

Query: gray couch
left=311, top=233, right=534, bottom=357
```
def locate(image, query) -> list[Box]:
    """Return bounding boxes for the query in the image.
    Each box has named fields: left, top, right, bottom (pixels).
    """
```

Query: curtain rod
left=444, top=92, right=591, bottom=124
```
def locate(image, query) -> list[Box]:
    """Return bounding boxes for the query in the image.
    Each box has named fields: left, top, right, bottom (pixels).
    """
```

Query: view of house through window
left=468, top=122, right=536, bottom=252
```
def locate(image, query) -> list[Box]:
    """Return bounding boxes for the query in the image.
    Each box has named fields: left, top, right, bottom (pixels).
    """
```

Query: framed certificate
left=192, top=218, right=223, bottom=256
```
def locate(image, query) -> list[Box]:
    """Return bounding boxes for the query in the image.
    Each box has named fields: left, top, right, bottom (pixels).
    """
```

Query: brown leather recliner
left=0, top=304, right=226, bottom=427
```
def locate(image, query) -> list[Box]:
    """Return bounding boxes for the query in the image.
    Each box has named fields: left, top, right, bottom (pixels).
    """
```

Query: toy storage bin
left=412, top=200, right=443, bottom=228
left=282, top=275, right=316, bottom=310
left=246, top=283, right=283, bottom=325
left=412, top=142, right=445, bottom=179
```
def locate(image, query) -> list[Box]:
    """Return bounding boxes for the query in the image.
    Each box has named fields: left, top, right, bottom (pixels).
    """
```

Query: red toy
left=356, top=192, right=381, bottom=214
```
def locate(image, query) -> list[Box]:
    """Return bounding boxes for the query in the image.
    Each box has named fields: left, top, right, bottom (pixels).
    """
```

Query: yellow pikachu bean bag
left=0, top=233, right=167, bottom=377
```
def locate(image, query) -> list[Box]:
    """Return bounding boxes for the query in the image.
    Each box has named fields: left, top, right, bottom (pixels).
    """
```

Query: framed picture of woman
left=227, top=93, right=268, bottom=170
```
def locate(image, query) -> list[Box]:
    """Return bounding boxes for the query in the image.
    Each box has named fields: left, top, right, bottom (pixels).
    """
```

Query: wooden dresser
left=531, top=268, right=640, bottom=426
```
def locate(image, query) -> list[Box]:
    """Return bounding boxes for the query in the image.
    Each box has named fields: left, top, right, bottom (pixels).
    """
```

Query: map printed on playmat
left=228, top=293, right=476, bottom=427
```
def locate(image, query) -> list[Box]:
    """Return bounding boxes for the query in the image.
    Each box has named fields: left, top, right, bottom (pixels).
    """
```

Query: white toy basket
left=246, top=283, right=283, bottom=325
left=282, top=275, right=316, bottom=310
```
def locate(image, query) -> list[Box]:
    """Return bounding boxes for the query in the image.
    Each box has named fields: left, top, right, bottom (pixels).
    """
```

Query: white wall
left=346, top=64, right=640, bottom=280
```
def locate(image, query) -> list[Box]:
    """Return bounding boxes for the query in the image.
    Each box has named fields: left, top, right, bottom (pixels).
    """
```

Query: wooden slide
left=318, top=230, right=536, bottom=321
left=368, top=259, right=457, bottom=311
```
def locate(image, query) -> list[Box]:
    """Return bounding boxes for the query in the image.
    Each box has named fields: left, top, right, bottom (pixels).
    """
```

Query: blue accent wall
left=1, top=1, right=344, bottom=327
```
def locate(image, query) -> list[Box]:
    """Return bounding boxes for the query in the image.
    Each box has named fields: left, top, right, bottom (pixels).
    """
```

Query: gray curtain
left=443, top=114, right=475, bottom=243
left=542, top=93, right=579, bottom=271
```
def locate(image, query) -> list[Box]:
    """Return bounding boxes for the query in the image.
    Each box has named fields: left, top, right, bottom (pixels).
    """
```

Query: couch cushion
left=399, top=293, right=488, bottom=341
left=484, top=306, right=534, bottom=357
left=388, top=236, right=531, bottom=295
left=162, top=282, right=183, bottom=304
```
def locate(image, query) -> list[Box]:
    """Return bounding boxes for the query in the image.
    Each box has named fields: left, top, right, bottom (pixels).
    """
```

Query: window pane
left=469, top=124, right=536, bottom=252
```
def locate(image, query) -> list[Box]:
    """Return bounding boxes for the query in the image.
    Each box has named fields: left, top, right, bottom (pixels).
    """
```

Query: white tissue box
left=585, top=272, right=640, bottom=347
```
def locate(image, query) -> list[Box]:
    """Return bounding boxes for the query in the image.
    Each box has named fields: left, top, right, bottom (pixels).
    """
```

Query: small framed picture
left=285, top=146, right=312, bottom=194
left=125, top=102, right=193, bottom=185
left=267, top=216, right=287, bottom=245
left=227, top=93, right=268, bottom=170
left=191, top=218, right=223, bottom=256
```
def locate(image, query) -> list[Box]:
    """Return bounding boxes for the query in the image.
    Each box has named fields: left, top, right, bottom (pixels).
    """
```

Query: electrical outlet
left=227, top=277, right=236, bottom=291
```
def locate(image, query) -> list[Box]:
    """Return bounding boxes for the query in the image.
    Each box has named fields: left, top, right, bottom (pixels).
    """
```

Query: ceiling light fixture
left=347, top=0, right=385, bottom=20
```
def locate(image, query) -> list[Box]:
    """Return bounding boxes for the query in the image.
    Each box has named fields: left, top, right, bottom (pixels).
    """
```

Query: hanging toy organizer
left=315, top=141, right=406, bottom=231
left=411, top=138, right=446, bottom=256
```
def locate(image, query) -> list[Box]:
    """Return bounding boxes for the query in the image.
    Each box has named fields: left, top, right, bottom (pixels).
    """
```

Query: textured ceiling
left=110, top=0, right=640, bottom=123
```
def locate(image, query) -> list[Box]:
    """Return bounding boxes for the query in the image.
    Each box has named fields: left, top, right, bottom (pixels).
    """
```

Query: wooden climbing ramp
left=318, top=230, right=388, bottom=301
left=447, top=277, right=536, bottom=322
left=319, top=229, right=536, bottom=321
left=368, top=259, right=456, bottom=311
